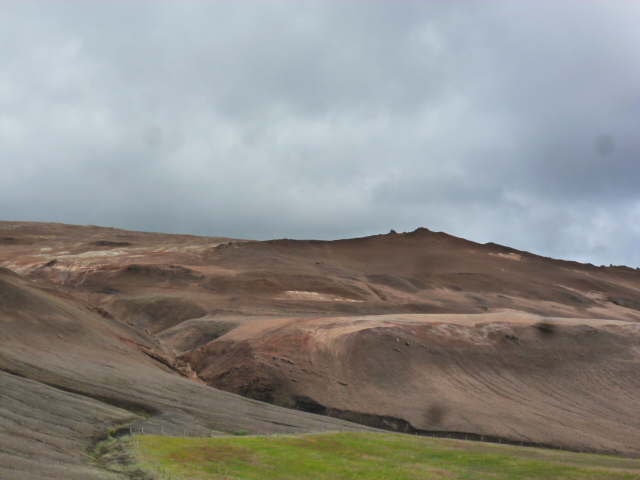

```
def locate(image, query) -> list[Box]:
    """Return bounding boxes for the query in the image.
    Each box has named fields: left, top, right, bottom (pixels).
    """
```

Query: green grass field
left=130, top=432, right=640, bottom=479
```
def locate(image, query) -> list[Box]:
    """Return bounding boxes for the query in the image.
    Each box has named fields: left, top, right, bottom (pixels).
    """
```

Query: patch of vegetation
left=90, top=436, right=154, bottom=480
left=133, top=432, right=640, bottom=479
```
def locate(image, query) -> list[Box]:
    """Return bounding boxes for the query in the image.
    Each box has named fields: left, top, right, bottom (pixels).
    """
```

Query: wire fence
left=129, top=435, right=181, bottom=480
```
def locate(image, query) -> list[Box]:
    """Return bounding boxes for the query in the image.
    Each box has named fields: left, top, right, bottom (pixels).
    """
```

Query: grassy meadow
left=130, top=432, right=640, bottom=480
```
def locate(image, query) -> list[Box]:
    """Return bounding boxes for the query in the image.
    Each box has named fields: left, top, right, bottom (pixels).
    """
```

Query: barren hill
left=2, top=220, right=640, bottom=477
left=4, top=222, right=640, bottom=322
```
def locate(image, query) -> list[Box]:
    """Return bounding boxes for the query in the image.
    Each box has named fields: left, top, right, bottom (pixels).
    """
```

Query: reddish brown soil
left=2, top=220, right=640, bottom=478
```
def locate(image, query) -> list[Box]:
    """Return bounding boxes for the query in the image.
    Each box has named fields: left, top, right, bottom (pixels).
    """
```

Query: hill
left=2, top=220, right=640, bottom=478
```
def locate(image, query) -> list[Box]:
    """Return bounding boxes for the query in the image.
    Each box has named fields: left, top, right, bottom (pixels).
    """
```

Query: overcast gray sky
left=1, top=1, right=639, bottom=267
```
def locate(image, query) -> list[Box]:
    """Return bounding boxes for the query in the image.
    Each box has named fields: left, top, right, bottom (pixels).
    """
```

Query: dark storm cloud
left=1, top=1, right=639, bottom=266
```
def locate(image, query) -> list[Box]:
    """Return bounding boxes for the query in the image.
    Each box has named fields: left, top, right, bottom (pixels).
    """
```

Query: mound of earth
left=182, top=312, right=640, bottom=456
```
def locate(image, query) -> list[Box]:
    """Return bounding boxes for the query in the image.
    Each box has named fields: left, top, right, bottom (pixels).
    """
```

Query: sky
left=1, top=1, right=640, bottom=267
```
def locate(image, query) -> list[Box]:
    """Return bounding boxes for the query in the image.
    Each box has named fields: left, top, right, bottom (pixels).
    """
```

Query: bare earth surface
left=2, top=221, right=640, bottom=477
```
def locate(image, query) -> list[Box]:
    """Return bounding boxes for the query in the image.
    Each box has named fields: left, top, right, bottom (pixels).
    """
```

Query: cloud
left=1, top=1, right=639, bottom=266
